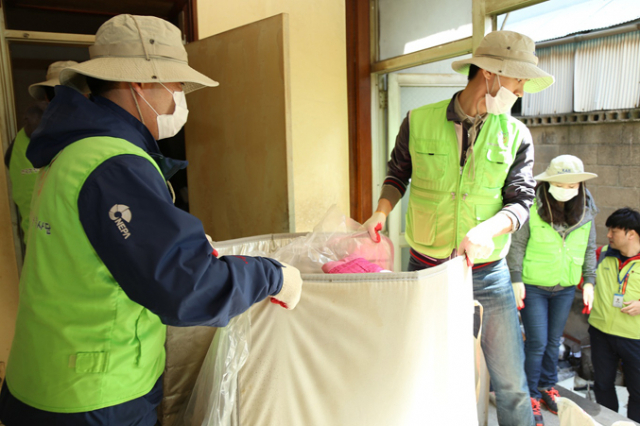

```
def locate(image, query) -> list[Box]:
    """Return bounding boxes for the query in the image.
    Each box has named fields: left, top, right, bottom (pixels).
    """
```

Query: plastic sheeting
left=160, top=233, right=478, bottom=426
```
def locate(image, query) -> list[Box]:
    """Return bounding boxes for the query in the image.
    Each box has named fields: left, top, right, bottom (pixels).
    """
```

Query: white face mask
left=485, top=75, right=518, bottom=115
left=549, top=185, right=579, bottom=202
left=133, top=83, right=189, bottom=140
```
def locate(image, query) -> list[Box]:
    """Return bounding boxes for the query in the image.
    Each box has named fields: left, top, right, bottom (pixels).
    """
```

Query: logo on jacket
left=109, top=204, right=131, bottom=239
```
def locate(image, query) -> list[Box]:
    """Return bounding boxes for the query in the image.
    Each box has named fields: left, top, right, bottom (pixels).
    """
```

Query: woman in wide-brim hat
left=507, top=154, right=598, bottom=418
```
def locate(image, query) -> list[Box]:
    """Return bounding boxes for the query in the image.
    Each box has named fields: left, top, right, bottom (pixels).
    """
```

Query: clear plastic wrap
left=175, top=206, right=394, bottom=426
left=176, top=313, right=251, bottom=426
left=272, top=205, right=394, bottom=273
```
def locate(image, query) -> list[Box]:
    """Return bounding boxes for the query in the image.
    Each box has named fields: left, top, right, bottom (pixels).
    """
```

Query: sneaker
left=540, top=387, right=559, bottom=414
left=531, top=397, right=545, bottom=426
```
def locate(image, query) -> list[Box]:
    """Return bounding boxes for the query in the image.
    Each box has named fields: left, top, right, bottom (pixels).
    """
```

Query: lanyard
left=617, top=262, right=638, bottom=294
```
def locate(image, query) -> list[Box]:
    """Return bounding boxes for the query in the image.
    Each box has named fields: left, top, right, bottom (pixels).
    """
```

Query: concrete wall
left=528, top=121, right=640, bottom=246
left=197, top=1, right=349, bottom=232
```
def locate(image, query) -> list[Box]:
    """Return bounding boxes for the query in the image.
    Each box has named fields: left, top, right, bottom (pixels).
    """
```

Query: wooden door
left=184, top=13, right=293, bottom=241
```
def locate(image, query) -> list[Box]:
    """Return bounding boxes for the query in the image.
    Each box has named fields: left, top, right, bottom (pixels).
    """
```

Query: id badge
left=613, top=294, right=624, bottom=308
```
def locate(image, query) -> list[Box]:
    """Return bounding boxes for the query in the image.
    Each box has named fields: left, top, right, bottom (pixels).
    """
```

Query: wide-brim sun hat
left=60, top=14, right=218, bottom=94
left=534, top=155, right=598, bottom=183
left=451, top=30, right=554, bottom=94
left=29, top=60, right=80, bottom=100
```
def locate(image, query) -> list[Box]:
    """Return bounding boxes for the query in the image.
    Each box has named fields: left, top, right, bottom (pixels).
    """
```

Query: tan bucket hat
left=451, top=30, right=554, bottom=93
left=29, top=60, right=79, bottom=100
left=534, top=155, right=598, bottom=183
left=60, top=14, right=218, bottom=94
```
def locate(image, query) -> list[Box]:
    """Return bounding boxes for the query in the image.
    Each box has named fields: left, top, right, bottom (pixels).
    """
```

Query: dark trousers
left=589, top=325, right=640, bottom=422
left=0, top=376, right=162, bottom=426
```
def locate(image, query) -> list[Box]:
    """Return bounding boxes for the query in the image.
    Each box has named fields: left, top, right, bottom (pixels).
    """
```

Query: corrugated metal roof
left=574, top=31, right=640, bottom=110
left=522, top=43, right=575, bottom=115
left=499, top=0, right=640, bottom=42
left=522, top=30, right=640, bottom=114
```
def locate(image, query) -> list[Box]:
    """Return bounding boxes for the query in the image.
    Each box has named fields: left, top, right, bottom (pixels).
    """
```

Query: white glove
left=582, top=283, right=594, bottom=313
left=458, top=225, right=495, bottom=264
left=363, top=211, right=387, bottom=243
left=205, top=234, right=218, bottom=257
left=271, top=262, right=302, bottom=310
left=512, top=282, right=525, bottom=310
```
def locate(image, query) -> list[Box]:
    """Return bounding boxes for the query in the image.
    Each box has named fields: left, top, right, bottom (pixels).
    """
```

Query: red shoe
left=540, top=387, right=559, bottom=414
left=531, top=397, right=545, bottom=426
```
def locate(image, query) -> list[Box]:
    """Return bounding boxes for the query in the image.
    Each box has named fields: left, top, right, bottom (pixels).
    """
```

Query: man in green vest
left=588, top=208, right=640, bottom=422
left=4, top=60, right=79, bottom=240
left=0, top=14, right=302, bottom=426
left=363, top=31, right=554, bottom=426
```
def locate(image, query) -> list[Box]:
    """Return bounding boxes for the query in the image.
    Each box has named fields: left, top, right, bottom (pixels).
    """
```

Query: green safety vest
left=6, top=136, right=167, bottom=413
left=405, top=100, right=524, bottom=262
left=589, top=245, right=640, bottom=340
left=8, top=128, right=40, bottom=237
left=522, top=200, right=591, bottom=286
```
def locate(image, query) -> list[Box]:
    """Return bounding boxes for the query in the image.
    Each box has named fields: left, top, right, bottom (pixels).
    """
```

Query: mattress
left=159, top=233, right=480, bottom=426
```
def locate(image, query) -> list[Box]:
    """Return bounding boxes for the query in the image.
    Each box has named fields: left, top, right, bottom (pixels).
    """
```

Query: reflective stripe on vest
left=6, top=136, right=167, bottom=412
left=522, top=200, right=591, bottom=286
left=405, top=100, right=523, bottom=262
left=589, top=248, right=640, bottom=340
left=8, top=128, right=40, bottom=237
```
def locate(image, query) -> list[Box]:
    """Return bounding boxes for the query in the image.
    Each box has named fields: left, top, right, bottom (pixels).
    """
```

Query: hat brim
left=28, top=78, right=59, bottom=100
left=533, top=172, right=598, bottom=183
left=59, top=57, right=219, bottom=95
left=451, top=56, right=554, bottom=94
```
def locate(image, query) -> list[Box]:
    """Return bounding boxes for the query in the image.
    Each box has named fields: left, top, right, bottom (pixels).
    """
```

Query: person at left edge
left=4, top=60, right=81, bottom=240
left=0, top=14, right=302, bottom=426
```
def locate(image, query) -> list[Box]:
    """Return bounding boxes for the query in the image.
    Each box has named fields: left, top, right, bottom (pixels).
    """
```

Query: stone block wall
left=527, top=121, right=640, bottom=246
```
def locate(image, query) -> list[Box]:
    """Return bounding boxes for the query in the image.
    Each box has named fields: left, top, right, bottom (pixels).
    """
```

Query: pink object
left=322, top=254, right=385, bottom=274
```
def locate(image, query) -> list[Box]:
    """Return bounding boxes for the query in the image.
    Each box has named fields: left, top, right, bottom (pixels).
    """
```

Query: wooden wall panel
left=184, top=14, right=292, bottom=241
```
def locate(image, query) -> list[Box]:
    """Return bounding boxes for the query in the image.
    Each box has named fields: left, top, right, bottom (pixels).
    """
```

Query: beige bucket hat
left=534, top=155, right=598, bottom=183
left=60, top=14, right=218, bottom=94
left=29, top=60, right=79, bottom=100
left=452, top=30, right=554, bottom=93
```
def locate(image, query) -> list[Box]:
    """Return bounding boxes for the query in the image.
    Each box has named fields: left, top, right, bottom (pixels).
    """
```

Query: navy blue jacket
left=0, top=86, right=283, bottom=425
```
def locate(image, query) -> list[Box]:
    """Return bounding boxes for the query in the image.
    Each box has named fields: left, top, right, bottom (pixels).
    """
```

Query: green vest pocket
left=409, top=203, right=437, bottom=245
left=483, top=148, right=513, bottom=189
left=413, top=140, right=449, bottom=182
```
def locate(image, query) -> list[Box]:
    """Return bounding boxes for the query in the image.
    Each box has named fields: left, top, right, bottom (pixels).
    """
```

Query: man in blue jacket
left=0, top=14, right=302, bottom=426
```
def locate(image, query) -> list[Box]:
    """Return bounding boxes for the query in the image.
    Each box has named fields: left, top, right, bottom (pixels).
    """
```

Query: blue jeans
left=589, top=325, right=640, bottom=422
left=520, top=285, right=575, bottom=398
left=409, top=258, right=534, bottom=426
